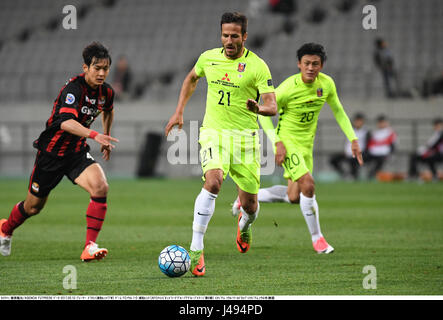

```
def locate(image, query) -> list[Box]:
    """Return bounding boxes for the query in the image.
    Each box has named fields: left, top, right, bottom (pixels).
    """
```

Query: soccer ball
left=158, top=245, right=190, bottom=277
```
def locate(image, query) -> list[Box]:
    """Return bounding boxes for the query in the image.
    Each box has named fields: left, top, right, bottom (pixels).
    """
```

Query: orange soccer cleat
left=313, top=236, right=334, bottom=254
left=80, top=241, right=108, bottom=262
left=190, top=249, right=205, bottom=277
left=236, top=212, right=252, bottom=253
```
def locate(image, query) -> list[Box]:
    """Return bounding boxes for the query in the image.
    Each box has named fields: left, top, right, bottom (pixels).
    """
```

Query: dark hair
left=82, top=41, right=112, bottom=67
left=433, top=118, right=443, bottom=126
left=376, top=114, right=387, bottom=122
left=297, top=43, right=327, bottom=64
left=220, top=12, right=248, bottom=35
left=353, top=112, right=366, bottom=120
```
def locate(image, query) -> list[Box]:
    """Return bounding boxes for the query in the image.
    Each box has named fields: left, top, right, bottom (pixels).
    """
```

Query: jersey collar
left=220, top=47, right=250, bottom=60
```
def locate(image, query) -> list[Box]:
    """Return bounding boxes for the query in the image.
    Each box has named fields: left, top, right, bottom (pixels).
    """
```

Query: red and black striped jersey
left=33, top=73, right=114, bottom=158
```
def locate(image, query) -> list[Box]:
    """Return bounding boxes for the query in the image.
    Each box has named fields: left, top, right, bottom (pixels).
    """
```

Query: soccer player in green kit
left=233, top=43, right=364, bottom=254
left=165, top=12, right=277, bottom=276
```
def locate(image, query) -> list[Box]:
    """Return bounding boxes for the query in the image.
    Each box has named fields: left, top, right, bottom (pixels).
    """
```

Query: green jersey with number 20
left=260, top=72, right=356, bottom=150
left=194, top=47, right=274, bottom=131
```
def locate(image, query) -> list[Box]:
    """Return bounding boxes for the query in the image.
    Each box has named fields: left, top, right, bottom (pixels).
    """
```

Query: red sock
left=85, top=197, right=107, bottom=247
left=2, top=201, right=30, bottom=236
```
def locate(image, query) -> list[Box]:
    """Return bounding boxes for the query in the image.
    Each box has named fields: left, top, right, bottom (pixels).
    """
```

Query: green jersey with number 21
left=194, top=47, right=274, bottom=131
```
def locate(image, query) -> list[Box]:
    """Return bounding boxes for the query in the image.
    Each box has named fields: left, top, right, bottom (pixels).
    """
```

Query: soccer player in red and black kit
left=0, top=42, right=119, bottom=261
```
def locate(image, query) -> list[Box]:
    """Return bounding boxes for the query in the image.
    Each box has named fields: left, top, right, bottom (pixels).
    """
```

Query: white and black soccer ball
left=158, top=245, right=191, bottom=277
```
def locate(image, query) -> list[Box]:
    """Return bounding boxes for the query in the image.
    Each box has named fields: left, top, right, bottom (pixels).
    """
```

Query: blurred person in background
left=329, top=112, right=369, bottom=180
left=408, top=118, right=443, bottom=181
left=374, top=38, right=400, bottom=98
left=112, top=55, right=132, bottom=101
left=365, top=115, right=397, bottom=179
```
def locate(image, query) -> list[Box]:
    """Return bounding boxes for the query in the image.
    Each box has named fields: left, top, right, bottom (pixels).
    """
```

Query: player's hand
left=351, top=139, right=364, bottom=166
left=275, top=141, right=287, bottom=166
left=246, top=99, right=259, bottom=114
left=93, top=133, right=119, bottom=156
left=101, top=144, right=112, bottom=161
left=165, top=113, right=184, bottom=136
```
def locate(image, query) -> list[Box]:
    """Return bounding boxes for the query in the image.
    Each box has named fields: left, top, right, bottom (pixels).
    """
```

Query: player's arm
left=259, top=115, right=286, bottom=166
left=327, top=83, right=363, bottom=166
left=258, top=78, right=290, bottom=165
left=247, top=59, right=277, bottom=116
left=60, top=119, right=119, bottom=152
left=165, top=68, right=200, bottom=136
left=258, top=115, right=280, bottom=145
left=100, top=109, right=114, bottom=160
left=246, top=92, right=277, bottom=116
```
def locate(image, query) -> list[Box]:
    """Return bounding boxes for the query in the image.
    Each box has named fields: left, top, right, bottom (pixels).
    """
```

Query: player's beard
left=224, top=44, right=243, bottom=59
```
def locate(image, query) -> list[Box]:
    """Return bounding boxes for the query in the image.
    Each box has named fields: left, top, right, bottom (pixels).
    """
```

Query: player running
left=232, top=43, right=363, bottom=254
left=0, top=42, right=118, bottom=261
left=165, top=12, right=277, bottom=276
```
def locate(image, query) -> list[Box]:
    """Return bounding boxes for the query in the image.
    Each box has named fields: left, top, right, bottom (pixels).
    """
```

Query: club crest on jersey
left=65, top=93, right=75, bottom=104
left=98, top=96, right=106, bottom=106
left=317, top=88, right=323, bottom=97
left=237, top=63, right=246, bottom=72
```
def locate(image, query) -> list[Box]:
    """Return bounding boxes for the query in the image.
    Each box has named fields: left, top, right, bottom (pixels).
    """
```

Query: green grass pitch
left=0, top=178, right=442, bottom=296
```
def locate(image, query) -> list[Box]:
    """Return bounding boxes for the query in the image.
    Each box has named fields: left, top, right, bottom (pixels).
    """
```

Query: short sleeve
left=194, top=53, right=206, bottom=78
left=59, top=82, right=82, bottom=120
left=275, top=78, right=291, bottom=114
left=255, top=59, right=274, bottom=94
left=102, top=85, right=115, bottom=112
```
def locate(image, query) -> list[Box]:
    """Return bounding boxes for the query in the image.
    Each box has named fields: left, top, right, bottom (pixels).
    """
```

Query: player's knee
left=204, top=177, right=222, bottom=194
left=287, top=193, right=300, bottom=204
left=301, top=185, right=315, bottom=198
left=242, top=198, right=258, bottom=214
left=299, top=175, right=315, bottom=198
left=90, top=180, right=109, bottom=197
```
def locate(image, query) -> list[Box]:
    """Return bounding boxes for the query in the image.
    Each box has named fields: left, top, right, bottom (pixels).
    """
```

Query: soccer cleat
left=190, top=249, right=205, bottom=277
left=0, top=219, right=12, bottom=256
left=236, top=213, right=252, bottom=253
left=231, top=196, right=241, bottom=217
left=313, top=236, right=334, bottom=254
left=80, top=241, right=108, bottom=262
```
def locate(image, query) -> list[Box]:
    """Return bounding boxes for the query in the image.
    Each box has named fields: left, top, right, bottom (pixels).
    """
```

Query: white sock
left=190, top=188, right=217, bottom=251
left=238, top=203, right=260, bottom=232
left=299, top=193, right=322, bottom=242
left=312, top=196, right=322, bottom=240
left=258, top=185, right=290, bottom=203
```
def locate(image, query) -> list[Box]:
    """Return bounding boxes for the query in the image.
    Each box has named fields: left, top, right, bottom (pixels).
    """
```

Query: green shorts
left=199, top=127, right=261, bottom=194
left=280, top=139, right=312, bottom=182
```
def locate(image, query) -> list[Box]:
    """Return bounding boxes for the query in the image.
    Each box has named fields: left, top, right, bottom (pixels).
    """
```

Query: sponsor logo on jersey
left=81, top=106, right=93, bottom=115
left=237, top=63, right=246, bottom=72
left=317, top=88, right=323, bottom=97
left=267, top=79, right=273, bottom=86
left=85, top=96, right=96, bottom=105
left=221, top=73, right=230, bottom=81
left=81, top=106, right=101, bottom=117
left=65, top=93, right=75, bottom=104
